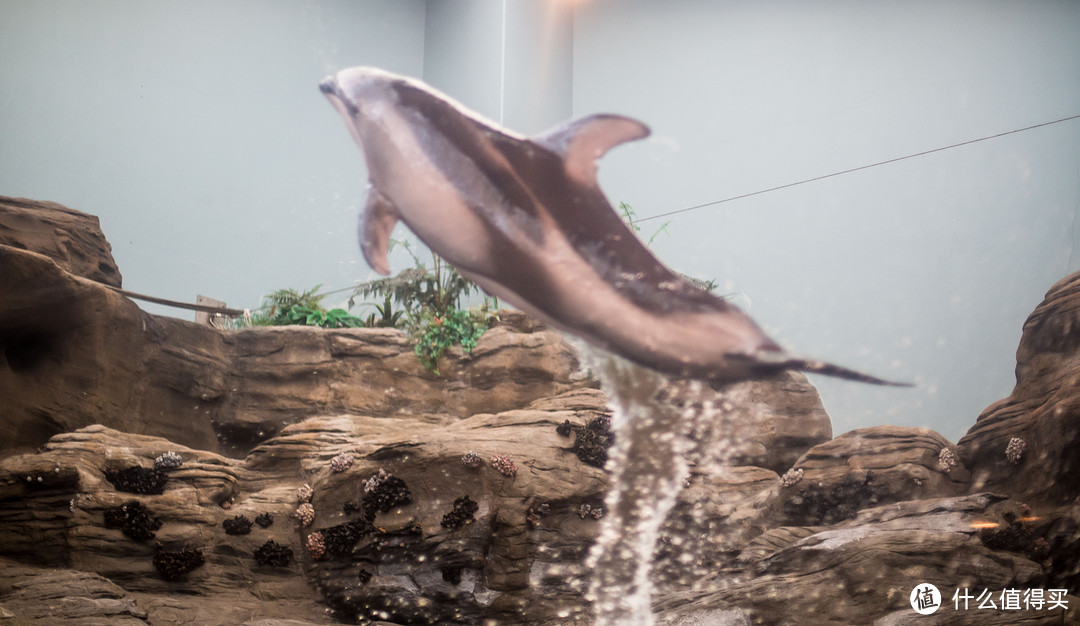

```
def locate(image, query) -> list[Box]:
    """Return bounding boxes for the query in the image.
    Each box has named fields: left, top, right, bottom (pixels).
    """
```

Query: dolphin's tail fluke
left=739, top=351, right=914, bottom=387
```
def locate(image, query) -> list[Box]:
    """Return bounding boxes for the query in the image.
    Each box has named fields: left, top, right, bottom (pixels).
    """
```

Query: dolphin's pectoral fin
left=359, top=188, right=399, bottom=276
left=534, top=114, right=651, bottom=184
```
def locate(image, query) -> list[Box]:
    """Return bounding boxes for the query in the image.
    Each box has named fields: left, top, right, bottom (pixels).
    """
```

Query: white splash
left=578, top=343, right=733, bottom=626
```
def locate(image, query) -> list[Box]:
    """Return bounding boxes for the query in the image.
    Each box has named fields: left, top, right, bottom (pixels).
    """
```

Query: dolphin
left=320, top=67, right=906, bottom=386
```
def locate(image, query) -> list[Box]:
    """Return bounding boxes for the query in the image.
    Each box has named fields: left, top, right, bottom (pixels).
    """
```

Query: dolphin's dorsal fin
left=535, top=114, right=650, bottom=184
left=359, top=188, right=399, bottom=276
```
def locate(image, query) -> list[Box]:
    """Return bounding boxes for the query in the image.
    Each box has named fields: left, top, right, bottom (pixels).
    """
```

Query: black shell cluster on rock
left=253, top=540, right=293, bottom=567
left=254, top=512, right=274, bottom=528
left=103, top=500, right=163, bottom=542
left=782, top=471, right=882, bottom=525
left=440, top=495, right=479, bottom=530
left=223, top=514, right=253, bottom=535
left=441, top=567, right=463, bottom=585
left=978, top=512, right=1051, bottom=561
left=563, top=416, right=614, bottom=468
left=321, top=519, right=376, bottom=557
left=153, top=547, right=205, bottom=581
left=104, top=465, right=169, bottom=494
left=362, top=474, right=412, bottom=517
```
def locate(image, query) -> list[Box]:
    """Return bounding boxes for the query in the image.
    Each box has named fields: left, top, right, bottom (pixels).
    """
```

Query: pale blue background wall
left=2, top=0, right=1079, bottom=441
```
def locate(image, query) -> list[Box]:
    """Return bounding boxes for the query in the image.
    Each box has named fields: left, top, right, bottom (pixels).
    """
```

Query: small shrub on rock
left=254, top=512, right=274, bottom=528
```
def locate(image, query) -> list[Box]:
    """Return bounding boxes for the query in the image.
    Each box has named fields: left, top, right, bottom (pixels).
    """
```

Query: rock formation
left=0, top=195, right=122, bottom=287
left=0, top=197, right=1078, bottom=624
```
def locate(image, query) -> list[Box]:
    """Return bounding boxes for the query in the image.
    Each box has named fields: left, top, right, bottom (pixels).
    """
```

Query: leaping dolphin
left=320, top=67, right=906, bottom=386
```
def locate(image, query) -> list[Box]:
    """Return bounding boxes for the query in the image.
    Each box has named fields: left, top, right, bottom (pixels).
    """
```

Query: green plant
left=259, top=285, right=326, bottom=324
left=249, top=285, right=365, bottom=329
left=412, top=307, right=489, bottom=375
left=351, top=240, right=486, bottom=324
left=361, top=294, right=405, bottom=328
left=619, top=201, right=670, bottom=245
left=619, top=202, right=721, bottom=295
left=350, top=239, right=497, bottom=373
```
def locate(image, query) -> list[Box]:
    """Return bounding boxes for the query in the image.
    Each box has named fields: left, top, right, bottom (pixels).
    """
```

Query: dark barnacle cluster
left=362, top=470, right=412, bottom=516
left=441, top=495, right=479, bottom=530
left=153, top=546, right=205, bottom=581
left=223, top=514, right=253, bottom=535
left=357, top=568, right=373, bottom=585
left=105, top=465, right=169, bottom=495
left=441, top=567, right=463, bottom=585
left=321, top=519, right=376, bottom=556
left=254, top=512, right=274, bottom=528
left=564, top=416, right=614, bottom=468
left=254, top=540, right=293, bottom=567
left=978, top=511, right=1050, bottom=561
left=343, top=500, right=362, bottom=515
left=782, top=471, right=881, bottom=525
left=103, top=500, right=163, bottom=541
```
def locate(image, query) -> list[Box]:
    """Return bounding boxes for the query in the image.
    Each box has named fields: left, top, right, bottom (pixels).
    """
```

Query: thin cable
left=636, top=113, right=1080, bottom=223
left=312, top=113, right=1080, bottom=302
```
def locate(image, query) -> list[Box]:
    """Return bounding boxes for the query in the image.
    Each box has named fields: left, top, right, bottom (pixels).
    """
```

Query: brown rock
left=0, top=561, right=148, bottom=625
left=705, top=371, right=834, bottom=473
left=0, top=195, right=121, bottom=287
left=657, top=494, right=1078, bottom=625
left=5, top=200, right=1078, bottom=625
left=777, top=426, right=971, bottom=526
left=0, top=241, right=587, bottom=458
left=958, top=270, right=1080, bottom=505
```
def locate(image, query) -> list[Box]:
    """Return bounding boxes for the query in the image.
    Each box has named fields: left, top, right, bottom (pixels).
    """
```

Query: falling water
left=578, top=344, right=735, bottom=626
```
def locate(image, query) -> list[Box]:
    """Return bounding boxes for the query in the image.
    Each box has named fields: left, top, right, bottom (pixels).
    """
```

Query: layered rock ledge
left=1, top=197, right=1078, bottom=624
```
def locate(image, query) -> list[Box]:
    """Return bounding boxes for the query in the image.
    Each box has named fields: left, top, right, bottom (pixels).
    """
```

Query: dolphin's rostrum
left=320, top=67, right=906, bottom=386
